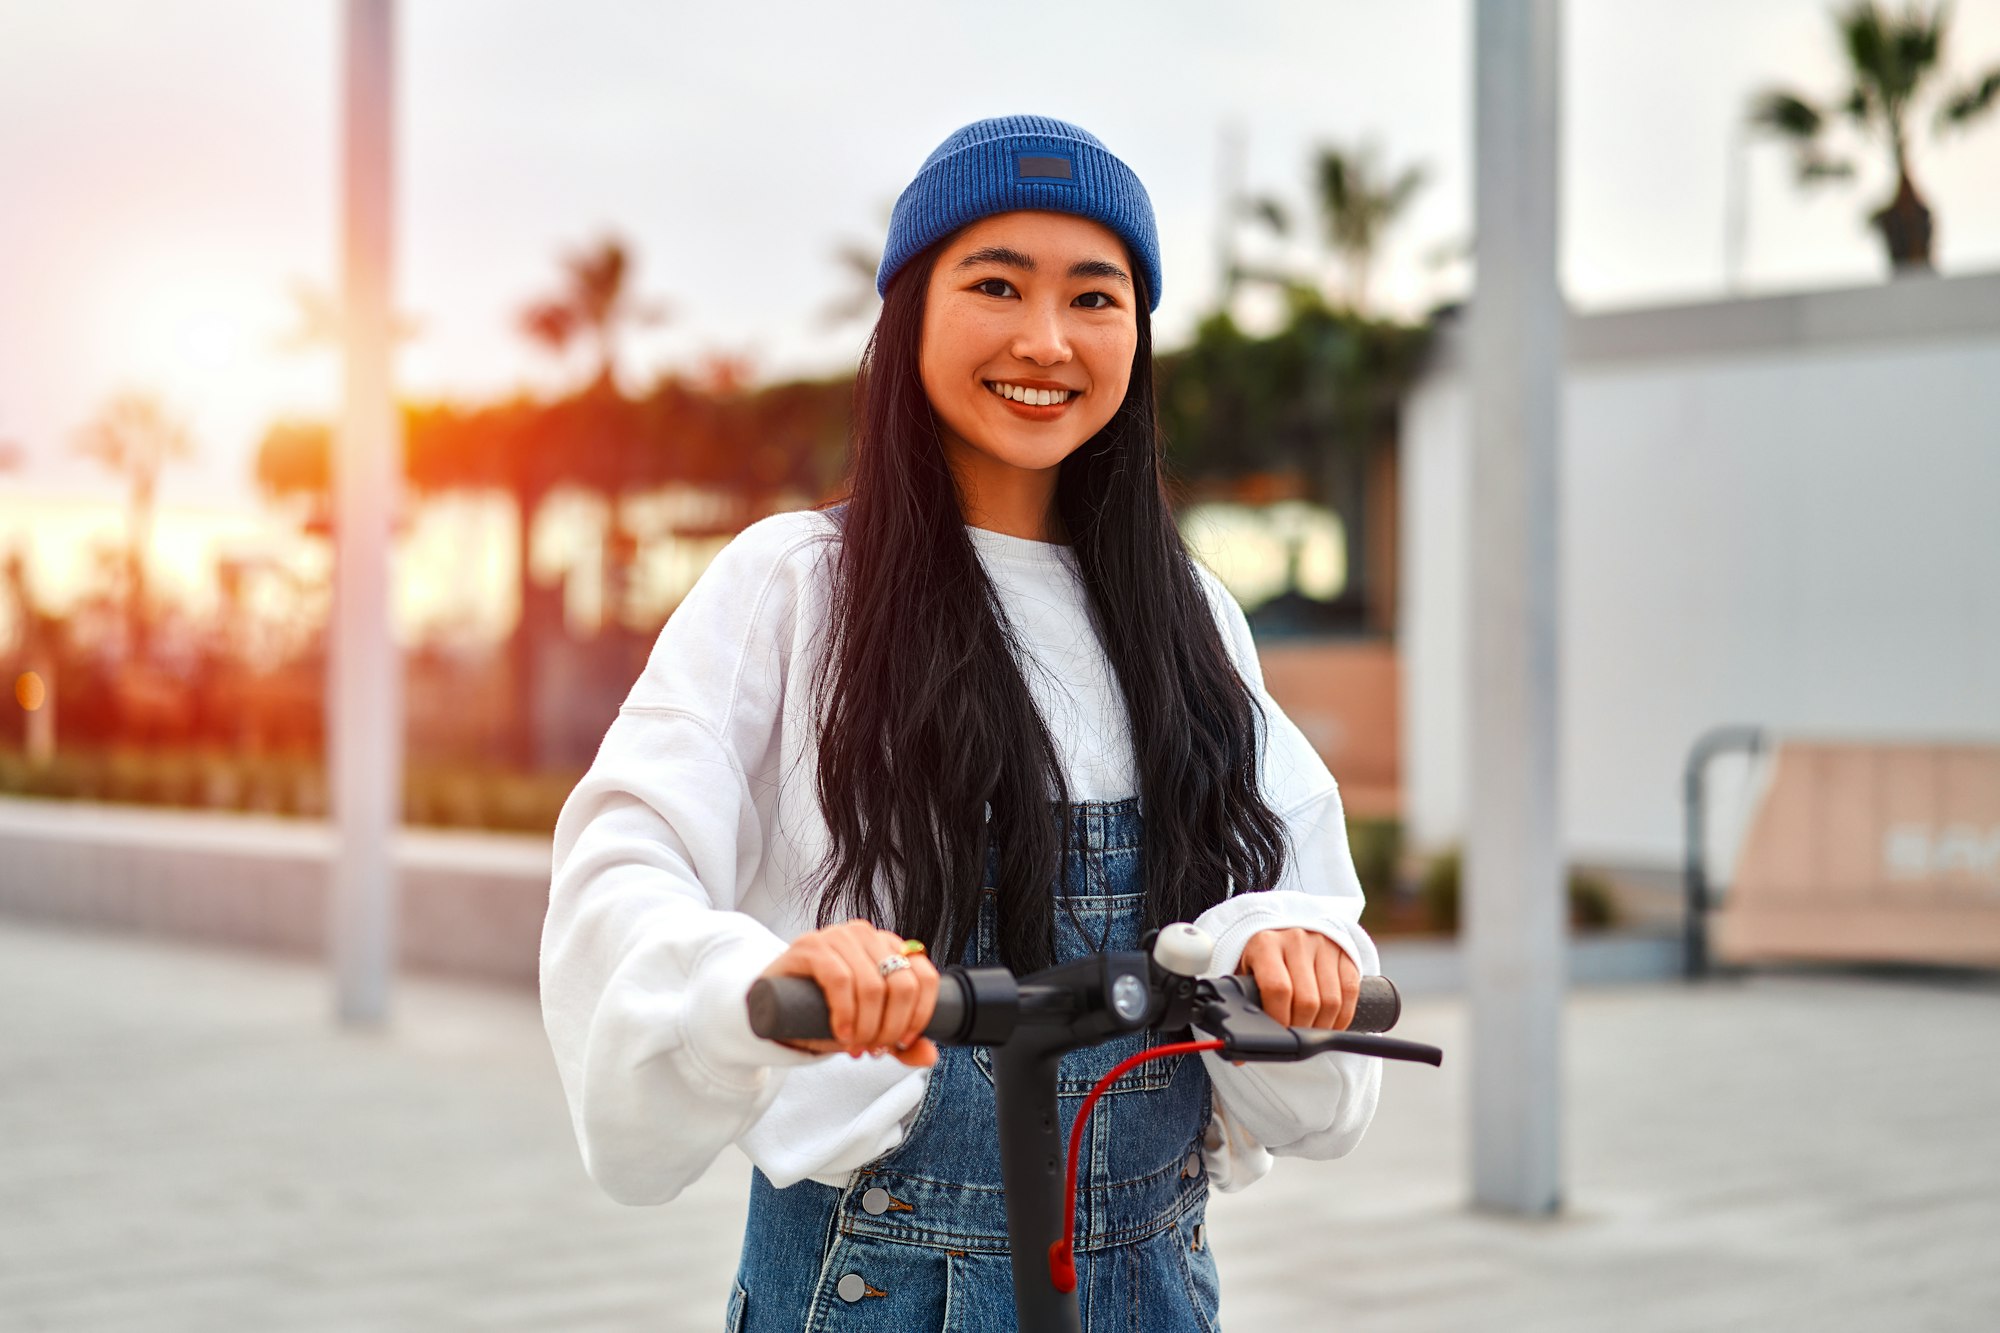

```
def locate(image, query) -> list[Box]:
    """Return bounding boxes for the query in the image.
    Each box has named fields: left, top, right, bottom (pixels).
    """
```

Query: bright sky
left=3, top=0, right=1999, bottom=512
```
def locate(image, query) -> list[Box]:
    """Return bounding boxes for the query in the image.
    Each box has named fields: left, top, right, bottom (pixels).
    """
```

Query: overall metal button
left=836, top=1273, right=868, bottom=1303
left=861, top=1186, right=892, bottom=1216
left=1182, top=1151, right=1202, bottom=1178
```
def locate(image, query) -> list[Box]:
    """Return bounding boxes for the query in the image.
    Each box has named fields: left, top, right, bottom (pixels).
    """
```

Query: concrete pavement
left=2, top=920, right=1995, bottom=1331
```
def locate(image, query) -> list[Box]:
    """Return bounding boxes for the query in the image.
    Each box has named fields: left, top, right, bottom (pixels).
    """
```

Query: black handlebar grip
left=1348, top=975, right=1402, bottom=1034
left=746, top=973, right=969, bottom=1044
left=1235, top=973, right=1403, bottom=1034
left=745, top=976, right=832, bottom=1041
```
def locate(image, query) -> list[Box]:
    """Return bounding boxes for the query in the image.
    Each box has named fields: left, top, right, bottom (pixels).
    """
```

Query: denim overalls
left=728, top=798, right=1220, bottom=1332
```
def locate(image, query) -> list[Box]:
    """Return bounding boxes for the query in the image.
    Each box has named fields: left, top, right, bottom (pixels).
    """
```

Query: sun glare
left=80, top=256, right=339, bottom=475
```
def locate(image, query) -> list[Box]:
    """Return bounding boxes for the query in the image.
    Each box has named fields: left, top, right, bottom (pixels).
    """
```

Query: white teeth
left=987, top=382, right=1070, bottom=406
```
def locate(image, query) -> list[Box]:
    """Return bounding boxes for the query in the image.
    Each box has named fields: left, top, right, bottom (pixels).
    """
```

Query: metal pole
left=1466, top=0, right=1564, bottom=1216
left=331, top=0, right=402, bottom=1024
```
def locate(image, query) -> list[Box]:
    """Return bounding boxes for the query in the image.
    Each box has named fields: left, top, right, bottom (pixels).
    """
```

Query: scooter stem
left=993, top=1028, right=1084, bottom=1333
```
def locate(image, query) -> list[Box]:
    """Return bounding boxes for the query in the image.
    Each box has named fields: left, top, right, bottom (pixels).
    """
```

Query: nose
left=1009, top=296, right=1073, bottom=368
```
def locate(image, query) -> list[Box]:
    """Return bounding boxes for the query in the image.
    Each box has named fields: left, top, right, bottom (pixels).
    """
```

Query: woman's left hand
left=1236, top=928, right=1359, bottom=1031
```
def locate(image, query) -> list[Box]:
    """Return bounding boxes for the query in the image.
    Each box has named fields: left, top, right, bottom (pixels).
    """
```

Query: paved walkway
left=2, top=919, right=1995, bottom=1331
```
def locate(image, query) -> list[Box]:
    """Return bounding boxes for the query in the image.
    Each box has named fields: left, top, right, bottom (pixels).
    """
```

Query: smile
left=984, top=380, right=1078, bottom=408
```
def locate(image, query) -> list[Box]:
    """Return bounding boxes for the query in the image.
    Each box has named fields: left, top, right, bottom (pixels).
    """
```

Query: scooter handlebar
left=747, top=970, right=1403, bottom=1043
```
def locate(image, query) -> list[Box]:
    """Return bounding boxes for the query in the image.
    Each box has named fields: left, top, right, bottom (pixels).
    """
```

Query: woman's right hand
left=757, top=919, right=941, bottom=1068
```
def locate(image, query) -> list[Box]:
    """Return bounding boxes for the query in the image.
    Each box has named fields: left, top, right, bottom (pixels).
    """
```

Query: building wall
left=1258, top=639, right=1401, bottom=821
left=1402, top=272, right=2000, bottom=870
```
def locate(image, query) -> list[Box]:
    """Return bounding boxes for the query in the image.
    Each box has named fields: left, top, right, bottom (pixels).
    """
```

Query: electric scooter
left=748, top=922, right=1443, bottom=1332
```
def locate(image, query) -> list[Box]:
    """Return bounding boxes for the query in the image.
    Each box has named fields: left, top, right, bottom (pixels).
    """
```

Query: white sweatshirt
left=539, top=509, right=1382, bottom=1207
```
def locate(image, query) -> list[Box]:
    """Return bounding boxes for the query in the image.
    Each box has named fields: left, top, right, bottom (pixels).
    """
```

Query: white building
left=1400, top=271, right=2000, bottom=878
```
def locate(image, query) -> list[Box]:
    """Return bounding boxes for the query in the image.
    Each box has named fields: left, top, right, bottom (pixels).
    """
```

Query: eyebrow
left=953, top=245, right=1133, bottom=289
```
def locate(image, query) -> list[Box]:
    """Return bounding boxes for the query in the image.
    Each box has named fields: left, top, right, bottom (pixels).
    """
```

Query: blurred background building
left=6, top=0, right=1998, bottom=950
left=2, top=2, right=1998, bottom=1326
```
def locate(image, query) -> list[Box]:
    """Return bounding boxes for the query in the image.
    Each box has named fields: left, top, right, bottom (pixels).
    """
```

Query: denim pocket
left=724, top=1277, right=746, bottom=1333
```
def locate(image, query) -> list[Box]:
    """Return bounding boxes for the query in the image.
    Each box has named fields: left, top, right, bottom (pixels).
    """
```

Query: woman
left=541, top=114, right=1381, bottom=1331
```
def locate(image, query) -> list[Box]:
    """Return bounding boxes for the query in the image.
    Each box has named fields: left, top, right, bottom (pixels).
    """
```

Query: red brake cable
left=1047, top=1038, right=1224, bottom=1293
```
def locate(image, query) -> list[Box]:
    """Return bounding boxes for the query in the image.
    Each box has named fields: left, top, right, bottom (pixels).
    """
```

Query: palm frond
left=1840, top=1, right=1945, bottom=106
left=1841, top=3, right=1892, bottom=88
left=1892, top=8, right=1944, bottom=86
left=1315, top=150, right=1355, bottom=217
left=1249, top=195, right=1290, bottom=236
left=1385, top=165, right=1428, bottom=214
left=1842, top=83, right=1873, bottom=125
left=519, top=301, right=578, bottom=353
left=1750, top=89, right=1825, bottom=139
left=1937, top=67, right=2000, bottom=129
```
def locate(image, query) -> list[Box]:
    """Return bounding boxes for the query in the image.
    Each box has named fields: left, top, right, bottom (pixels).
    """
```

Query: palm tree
left=72, top=391, right=193, bottom=662
left=1751, top=1, right=2000, bottom=272
left=1308, top=143, right=1427, bottom=315
left=1240, top=142, right=1426, bottom=317
left=518, top=234, right=669, bottom=394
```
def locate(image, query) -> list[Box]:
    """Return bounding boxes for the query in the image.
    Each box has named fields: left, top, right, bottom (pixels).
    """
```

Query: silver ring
left=877, top=954, right=913, bottom=977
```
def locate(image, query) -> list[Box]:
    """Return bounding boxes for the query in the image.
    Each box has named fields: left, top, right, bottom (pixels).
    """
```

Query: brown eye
left=1074, top=291, right=1115, bottom=309
left=975, top=278, right=1016, bottom=298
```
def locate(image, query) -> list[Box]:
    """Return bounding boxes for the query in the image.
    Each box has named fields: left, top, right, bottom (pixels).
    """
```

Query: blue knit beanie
left=875, top=114, right=1162, bottom=311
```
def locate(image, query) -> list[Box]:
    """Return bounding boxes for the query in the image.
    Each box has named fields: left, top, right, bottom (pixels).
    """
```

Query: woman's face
left=919, top=210, right=1139, bottom=517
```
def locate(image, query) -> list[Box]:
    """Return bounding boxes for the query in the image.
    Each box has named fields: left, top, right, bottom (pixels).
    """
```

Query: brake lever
left=1192, top=975, right=1444, bottom=1066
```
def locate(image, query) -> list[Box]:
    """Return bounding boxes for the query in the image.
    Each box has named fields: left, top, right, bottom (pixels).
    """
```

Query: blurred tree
left=1751, top=1, right=2000, bottom=271
left=1248, top=142, right=1428, bottom=316
left=1158, top=297, right=1431, bottom=630
left=1309, top=143, right=1428, bottom=315
left=253, top=371, right=851, bottom=767
left=518, top=234, right=670, bottom=393
left=71, top=391, right=193, bottom=663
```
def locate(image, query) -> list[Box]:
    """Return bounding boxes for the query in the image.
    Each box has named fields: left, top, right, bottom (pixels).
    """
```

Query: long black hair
left=808, top=233, right=1290, bottom=973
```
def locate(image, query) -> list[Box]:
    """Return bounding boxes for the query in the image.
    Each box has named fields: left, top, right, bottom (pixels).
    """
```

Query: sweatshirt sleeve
left=539, top=514, right=829, bottom=1207
left=1185, top=562, right=1384, bottom=1192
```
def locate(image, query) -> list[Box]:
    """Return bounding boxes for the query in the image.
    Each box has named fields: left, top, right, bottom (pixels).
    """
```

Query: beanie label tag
left=1015, top=153, right=1075, bottom=183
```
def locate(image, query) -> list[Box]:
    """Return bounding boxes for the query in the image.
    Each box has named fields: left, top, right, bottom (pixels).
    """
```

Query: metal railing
left=1683, top=725, right=1765, bottom=979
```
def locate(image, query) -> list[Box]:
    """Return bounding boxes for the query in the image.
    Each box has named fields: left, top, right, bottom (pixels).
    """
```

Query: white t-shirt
left=539, top=509, right=1381, bottom=1206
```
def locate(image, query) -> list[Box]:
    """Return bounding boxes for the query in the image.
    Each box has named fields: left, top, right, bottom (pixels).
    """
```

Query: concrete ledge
left=0, top=797, right=1690, bottom=996
left=0, top=796, right=551, bottom=987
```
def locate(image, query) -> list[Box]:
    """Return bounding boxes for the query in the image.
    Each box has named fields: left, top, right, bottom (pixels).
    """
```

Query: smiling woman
left=919, top=212, right=1138, bottom=539
left=541, top=114, right=1382, bottom=1333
